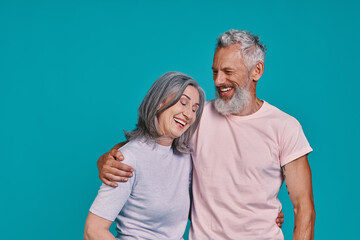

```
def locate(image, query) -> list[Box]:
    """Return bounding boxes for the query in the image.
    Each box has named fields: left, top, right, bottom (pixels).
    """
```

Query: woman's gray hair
left=125, top=71, right=205, bottom=154
left=216, top=29, right=266, bottom=70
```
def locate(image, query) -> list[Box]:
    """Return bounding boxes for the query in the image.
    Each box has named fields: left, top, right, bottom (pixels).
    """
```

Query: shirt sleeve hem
left=89, top=208, right=116, bottom=222
left=280, top=146, right=313, bottom=167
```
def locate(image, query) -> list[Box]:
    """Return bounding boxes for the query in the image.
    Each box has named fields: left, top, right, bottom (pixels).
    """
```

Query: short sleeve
left=89, top=149, right=137, bottom=221
left=279, top=118, right=313, bottom=167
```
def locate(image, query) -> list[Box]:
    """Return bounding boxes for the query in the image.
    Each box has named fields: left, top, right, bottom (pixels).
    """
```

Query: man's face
left=212, top=44, right=250, bottom=102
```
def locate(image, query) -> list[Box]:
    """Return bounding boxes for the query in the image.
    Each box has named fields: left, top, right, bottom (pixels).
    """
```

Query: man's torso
left=189, top=101, right=311, bottom=239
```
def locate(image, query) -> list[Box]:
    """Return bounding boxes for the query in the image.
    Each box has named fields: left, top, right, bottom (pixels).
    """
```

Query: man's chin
left=214, top=87, right=251, bottom=115
left=224, top=97, right=233, bottom=103
left=217, top=93, right=233, bottom=103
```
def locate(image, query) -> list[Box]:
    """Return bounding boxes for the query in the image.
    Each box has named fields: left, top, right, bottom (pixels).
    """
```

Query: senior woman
left=84, top=72, right=205, bottom=240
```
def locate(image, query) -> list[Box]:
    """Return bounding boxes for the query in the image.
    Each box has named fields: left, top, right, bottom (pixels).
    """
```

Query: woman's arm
left=84, top=212, right=116, bottom=240
left=88, top=148, right=137, bottom=239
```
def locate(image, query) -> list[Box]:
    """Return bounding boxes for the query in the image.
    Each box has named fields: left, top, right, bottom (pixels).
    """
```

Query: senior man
left=97, top=29, right=315, bottom=239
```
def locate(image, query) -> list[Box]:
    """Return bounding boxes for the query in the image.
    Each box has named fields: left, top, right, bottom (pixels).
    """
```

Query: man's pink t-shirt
left=189, top=101, right=312, bottom=240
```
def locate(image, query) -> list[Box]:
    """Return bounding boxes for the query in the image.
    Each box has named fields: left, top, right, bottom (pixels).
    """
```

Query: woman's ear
left=157, top=101, right=165, bottom=111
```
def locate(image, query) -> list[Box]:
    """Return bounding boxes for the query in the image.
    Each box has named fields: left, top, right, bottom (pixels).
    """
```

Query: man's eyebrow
left=212, top=67, right=234, bottom=71
left=223, top=67, right=234, bottom=71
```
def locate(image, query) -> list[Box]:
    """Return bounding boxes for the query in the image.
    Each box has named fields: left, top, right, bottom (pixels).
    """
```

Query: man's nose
left=214, top=72, right=225, bottom=86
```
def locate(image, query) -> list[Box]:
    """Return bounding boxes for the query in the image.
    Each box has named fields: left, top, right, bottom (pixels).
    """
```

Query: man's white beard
left=213, top=85, right=251, bottom=115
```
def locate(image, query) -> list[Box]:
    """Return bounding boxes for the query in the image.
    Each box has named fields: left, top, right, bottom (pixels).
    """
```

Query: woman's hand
left=276, top=211, right=285, bottom=228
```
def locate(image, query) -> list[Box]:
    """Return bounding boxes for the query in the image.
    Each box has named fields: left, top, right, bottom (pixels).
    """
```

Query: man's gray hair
left=125, top=71, right=205, bottom=154
left=216, top=29, right=266, bottom=70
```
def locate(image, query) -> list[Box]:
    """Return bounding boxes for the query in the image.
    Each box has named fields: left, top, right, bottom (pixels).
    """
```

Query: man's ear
left=251, top=61, right=264, bottom=82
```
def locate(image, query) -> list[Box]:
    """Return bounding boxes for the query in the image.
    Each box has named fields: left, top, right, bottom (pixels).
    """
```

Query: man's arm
left=282, top=155, right=315, bottom=240
left=97, top=141, right=134, bottom=187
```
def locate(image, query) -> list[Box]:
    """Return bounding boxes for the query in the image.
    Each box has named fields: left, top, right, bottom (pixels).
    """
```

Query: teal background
left=1, top=0, right=358, bottom=239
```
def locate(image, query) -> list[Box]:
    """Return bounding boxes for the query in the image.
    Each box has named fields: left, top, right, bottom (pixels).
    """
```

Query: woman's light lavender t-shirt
left=90, top=140, right=192, bottom=240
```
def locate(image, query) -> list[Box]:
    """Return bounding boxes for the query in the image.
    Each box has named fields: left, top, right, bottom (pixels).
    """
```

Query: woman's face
left=157, top=85, right=200, bottom=146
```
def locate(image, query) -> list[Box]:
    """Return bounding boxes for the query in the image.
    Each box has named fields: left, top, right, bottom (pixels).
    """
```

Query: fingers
left=110, top=160, right=134, bottom=173
left=276, top=217, right=284, bottom=223
left=277, top=218, right=284, bottom=223
left=109, top=166, right=133, bottom=177
left=100, top=171, right=131, bottom=187
left=99, top=157, right=134, bottom=187
left=100, top=175, right=119, bottom=187
left=103, top=163, right=133, bottom=177
left=276, top=211, right=285, bottom=228
left=109, top=149, right=124, bottom=161
left=104, top=150, right=133, bottom=172
left=276, top=219, right=284, bottom=228
left=105, top=173, right=129, bottom=182
left=99, top=148, right=133, bottom=187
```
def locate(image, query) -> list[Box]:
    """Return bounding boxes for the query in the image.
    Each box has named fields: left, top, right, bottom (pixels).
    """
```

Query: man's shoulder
left=203, top=100, right=217, bottom=114
left=263, top=101, right=302, bottom=131
left=264, top=101, right=298, bottom=120
left=204, top=100, right=213, bottom=109
left=198, top=100, right=226, bottom=124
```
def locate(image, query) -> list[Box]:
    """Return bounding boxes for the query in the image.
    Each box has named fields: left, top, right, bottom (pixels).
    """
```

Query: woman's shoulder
left=119, top=139, right=143, bottom=151
left=118, top=139, right=159, bottom=166
left=116, top=140, right=146, bottom=168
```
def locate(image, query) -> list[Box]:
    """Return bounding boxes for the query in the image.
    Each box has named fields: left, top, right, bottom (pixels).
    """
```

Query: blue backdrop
left=1, top=0, right=358, bottom=239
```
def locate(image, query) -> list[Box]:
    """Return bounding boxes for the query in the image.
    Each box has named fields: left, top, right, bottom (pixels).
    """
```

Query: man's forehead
left=214, top=46, right=241, bottom=58
left=212, top=47, right=243, bottom=69
left=211, top=65, right=235, bottom=70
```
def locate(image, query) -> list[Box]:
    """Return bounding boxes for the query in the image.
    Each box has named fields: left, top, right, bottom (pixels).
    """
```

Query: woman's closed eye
left=192, top=105, right=199, bottom=113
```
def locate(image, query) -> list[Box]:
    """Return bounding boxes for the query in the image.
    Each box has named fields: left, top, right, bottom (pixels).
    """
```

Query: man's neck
left=232, top=97, right=263, bottom=116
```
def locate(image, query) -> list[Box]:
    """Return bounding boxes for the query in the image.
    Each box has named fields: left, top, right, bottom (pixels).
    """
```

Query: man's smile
left=217, top=86, right=235, bottom=99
